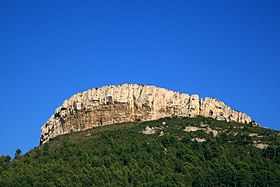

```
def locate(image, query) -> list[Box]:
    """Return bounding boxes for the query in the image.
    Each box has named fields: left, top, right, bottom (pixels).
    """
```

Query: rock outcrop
left=40, top=84, right=252, bottom=144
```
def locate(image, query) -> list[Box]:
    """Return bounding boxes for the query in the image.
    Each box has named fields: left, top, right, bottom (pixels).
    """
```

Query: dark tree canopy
left=1, top=117, right=280, bottom=186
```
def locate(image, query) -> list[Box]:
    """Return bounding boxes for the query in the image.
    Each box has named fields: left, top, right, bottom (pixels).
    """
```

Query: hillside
left=1, top=116, right=280, bottom=186
left=41, top=84, right=251, bottom=144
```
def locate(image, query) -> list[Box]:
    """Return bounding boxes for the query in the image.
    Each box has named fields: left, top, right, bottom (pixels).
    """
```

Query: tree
left=15, top=148, right=22, bottom=158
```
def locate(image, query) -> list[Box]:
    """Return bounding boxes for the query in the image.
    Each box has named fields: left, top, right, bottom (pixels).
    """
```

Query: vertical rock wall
left=40, top=84, right=252, bottom=144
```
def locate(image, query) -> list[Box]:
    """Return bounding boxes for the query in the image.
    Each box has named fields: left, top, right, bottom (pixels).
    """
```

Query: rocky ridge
left=40, top=84, right=252, bottom=144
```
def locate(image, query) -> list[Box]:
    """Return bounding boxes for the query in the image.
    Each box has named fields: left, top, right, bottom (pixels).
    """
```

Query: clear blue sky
left=0, top=0, right=279, bottom=157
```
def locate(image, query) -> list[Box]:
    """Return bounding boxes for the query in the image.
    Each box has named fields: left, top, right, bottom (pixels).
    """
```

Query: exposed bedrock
left=40, top=84, right=252, bottom=144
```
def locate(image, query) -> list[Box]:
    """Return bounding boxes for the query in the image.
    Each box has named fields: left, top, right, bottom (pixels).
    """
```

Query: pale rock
left=40, top=84, right=252, bottom=144
left=142, top=126, right=156, bottom=135
left=184, top=126, right=219, bottom=137
left=159, top=131, right=165, bottom=137
left=192, top=138, right=206, bottom=143
left=254, top=143, right=268, bottom=149
left=232, top=132, right=238, bottom=136
left=205, top=127, right=218, bottom=137
left=184, top=126, right=200, bottom=132
left=249, top=133, right=258, bottom=137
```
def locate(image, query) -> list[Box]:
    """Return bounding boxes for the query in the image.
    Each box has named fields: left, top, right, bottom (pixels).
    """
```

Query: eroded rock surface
left=184, top=126, right=219, bottom=137
left=40, top=84, right=252, bottom=144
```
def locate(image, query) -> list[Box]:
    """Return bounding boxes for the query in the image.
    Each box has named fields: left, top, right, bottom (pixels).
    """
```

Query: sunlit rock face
left=40, top=84, right=252, bottom=144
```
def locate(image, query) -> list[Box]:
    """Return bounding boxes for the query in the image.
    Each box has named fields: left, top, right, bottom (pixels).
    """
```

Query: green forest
left=1, top=116, right=280, bottom=186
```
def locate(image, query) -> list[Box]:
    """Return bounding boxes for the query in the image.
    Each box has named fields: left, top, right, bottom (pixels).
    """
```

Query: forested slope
left=1, top=117, right=280, bottom=186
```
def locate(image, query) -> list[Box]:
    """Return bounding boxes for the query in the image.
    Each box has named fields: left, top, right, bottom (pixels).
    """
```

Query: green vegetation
left=15, top=148, right=22, bottom=158
left=1, top=116, right=280, bottom=186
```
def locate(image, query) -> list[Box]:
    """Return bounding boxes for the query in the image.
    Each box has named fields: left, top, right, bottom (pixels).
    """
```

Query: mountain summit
left=2, top=84, right=279, bottom=186
left=41, top=84, right=252, bottom=144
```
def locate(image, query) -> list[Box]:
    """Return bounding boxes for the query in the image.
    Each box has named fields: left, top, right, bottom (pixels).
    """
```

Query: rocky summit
left=40, top=84, right=252, bottom=144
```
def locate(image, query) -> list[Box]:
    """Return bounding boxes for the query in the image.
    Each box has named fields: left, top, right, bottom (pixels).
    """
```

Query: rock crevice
left=40, top=84, right=252, bottom=144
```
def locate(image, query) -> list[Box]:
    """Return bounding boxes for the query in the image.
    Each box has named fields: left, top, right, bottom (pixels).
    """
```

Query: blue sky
left=0, top=0, right=279, bottom=156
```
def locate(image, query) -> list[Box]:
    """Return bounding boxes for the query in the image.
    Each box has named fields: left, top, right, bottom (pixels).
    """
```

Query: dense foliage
left=1, top=117, right=280, bottom=186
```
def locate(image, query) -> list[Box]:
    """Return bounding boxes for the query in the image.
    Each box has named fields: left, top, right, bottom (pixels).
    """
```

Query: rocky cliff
left=40, top=84, right=252, bottom=144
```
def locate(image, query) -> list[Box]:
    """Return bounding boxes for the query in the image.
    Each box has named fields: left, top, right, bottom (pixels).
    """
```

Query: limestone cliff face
left=40, top=84, right=252, bottom=144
